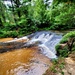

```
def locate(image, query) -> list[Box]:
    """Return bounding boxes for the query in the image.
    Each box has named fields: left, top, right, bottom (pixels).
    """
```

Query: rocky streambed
left=0, top=38, right=52, bottom=75
left=0, top=31, right=62, bottom=75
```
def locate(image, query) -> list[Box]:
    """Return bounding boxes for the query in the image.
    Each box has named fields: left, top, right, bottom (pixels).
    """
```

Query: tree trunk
left=14, top=0, right=21, bottom=17
left=0, top=18, right=3, bottom=26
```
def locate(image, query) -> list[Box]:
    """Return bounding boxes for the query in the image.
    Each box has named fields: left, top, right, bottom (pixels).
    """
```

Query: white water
left=1, top=31, right=62, bottom=59
left=26, top=31, right=62, bottom=59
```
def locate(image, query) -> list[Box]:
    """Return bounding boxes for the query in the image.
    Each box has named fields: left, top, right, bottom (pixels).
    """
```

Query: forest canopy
left=0, top=0, right=75, bottom=37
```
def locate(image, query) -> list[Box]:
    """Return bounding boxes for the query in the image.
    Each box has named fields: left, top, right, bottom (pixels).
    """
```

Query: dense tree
left=0, top=0, right=75, bottom=37
left=0, top=1, right=6, bottom=26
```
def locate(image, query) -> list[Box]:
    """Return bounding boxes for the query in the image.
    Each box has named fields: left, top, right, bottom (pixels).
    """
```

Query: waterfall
left=0, top=31, right=62, bottom=59
left=26, top=31, right=62, bottom=59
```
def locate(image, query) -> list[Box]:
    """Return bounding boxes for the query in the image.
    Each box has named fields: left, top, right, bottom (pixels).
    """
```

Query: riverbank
left=44, top=52, right=75, bottom=75
left=0, top=38, right=52, bottom=75
left=0, top=30, right=75, bottom=75
left=44, top=30, right=75, bottom=75
left=0, top=47, right=52, bottom=75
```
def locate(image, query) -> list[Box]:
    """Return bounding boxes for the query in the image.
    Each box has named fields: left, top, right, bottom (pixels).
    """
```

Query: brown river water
left=0, top=38, right=51, bottom=75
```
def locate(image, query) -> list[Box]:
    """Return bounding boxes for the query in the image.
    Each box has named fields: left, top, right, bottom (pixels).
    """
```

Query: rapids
left=0, top=31, right=62, bottom=75
left=0, top=31, right=62, bottom=59
left=25, top=31, right=62, bottom=59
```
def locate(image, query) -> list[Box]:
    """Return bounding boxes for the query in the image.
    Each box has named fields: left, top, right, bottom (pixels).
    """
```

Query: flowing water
left=0, top=31, right=62, bottom=75
left=26, top=31, right=62, bottom=59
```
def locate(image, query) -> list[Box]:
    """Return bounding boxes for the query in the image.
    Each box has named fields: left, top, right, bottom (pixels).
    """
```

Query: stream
left=0, top=31, right=62, bottom=75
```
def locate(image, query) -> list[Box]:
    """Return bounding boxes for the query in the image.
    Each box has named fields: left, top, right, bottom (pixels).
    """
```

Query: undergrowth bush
left=47, top=2, right=75, bottom=30
left=0, top=0, right=75, bottom=38
left=60, top=31, right=75, bottom=43
left=56, top=31, right=75, bottom=57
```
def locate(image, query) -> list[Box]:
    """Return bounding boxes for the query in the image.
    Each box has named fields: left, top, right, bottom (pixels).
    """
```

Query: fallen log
left=0, top=36, right=29, bottom=53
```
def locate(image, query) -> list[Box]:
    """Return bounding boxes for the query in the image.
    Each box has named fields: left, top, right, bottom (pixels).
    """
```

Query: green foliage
left=28, top=0, right=48, bottom=28
left=56, top=44, right=69, bottom=57
left=49, top=2, right=75, bottom=30
left=57, top=49, right=69, bottom=57
left=55, top=44, right=61, bottom=50
left=56, top=31, right=75, bottom=57
left=0, top=0, right=75, bottom=38
left=60, top=31, right=75, bottom=43
left=52, top=0, right=75, bottom=6
left=60, top=38, right=68, bottom=44
left=50, top=58, right=65, bottom=74
left=0, top=30, right=19, bottom=38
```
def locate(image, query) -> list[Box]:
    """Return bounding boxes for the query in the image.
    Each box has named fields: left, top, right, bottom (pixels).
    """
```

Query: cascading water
left=25, top=31, right=62, bottom=59
left=0, top=31, right=62, bottom=59
left=0, top=31, right=62, bottom=75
